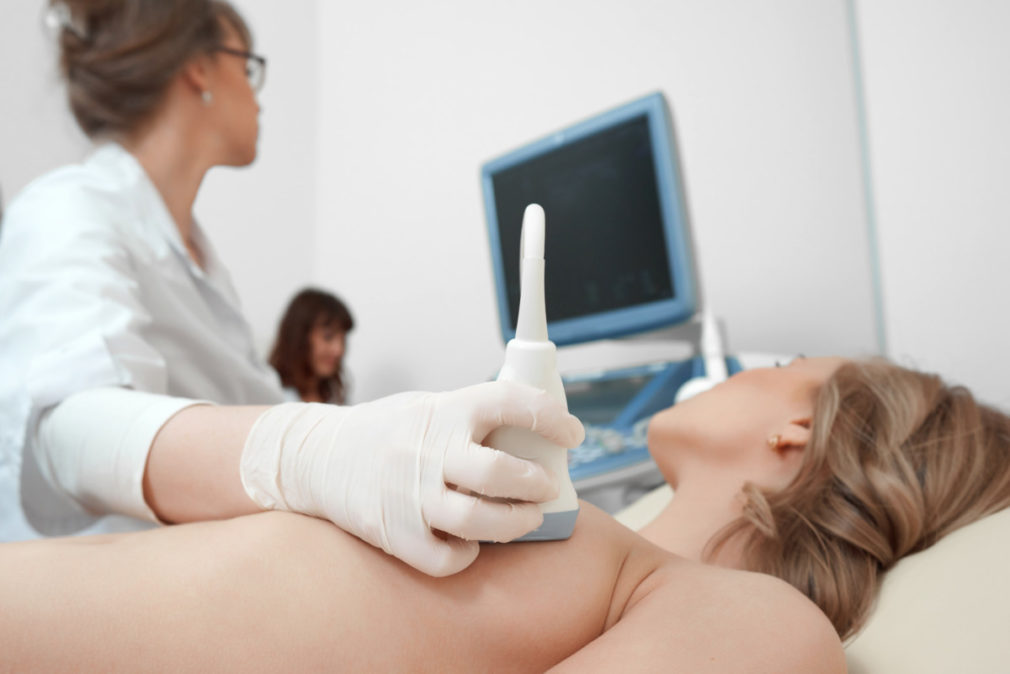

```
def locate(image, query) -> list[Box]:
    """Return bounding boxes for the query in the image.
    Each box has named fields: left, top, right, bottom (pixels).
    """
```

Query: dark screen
left=491, top=115, right=674, bottom=329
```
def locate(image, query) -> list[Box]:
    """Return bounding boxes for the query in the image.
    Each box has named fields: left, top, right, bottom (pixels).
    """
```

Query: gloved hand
left=240, top=380, right=585, bottom=576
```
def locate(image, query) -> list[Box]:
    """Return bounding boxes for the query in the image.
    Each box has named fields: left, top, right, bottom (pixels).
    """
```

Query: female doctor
left=0, top=0, right=583, bottom=577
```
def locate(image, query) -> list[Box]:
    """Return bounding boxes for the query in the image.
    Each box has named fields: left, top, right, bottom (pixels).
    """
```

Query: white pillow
left=614, top=486, right=1010, bottom=673
left=845, top=505, right=1010, bottom=673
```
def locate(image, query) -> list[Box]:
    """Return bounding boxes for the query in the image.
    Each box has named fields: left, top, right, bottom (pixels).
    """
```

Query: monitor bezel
left=481, top=91, right=697, bottom=347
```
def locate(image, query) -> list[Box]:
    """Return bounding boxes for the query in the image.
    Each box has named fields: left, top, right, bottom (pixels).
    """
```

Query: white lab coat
left=0, top=143, right=286, bottom=541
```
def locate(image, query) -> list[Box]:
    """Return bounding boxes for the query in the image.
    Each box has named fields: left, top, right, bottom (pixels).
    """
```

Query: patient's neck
left=637, top=473, right=747, bottom=568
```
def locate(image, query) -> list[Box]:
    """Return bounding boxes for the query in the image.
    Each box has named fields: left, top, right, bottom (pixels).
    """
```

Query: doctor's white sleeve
left=34, top=388, right=210, bottom=523
left=0, top=168, right=200, bottom=534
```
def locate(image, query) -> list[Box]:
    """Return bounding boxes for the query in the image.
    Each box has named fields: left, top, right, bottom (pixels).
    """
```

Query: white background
left=856, top=0, right=1010, bottom=408
left=2, top=1, right=1007, bottom=408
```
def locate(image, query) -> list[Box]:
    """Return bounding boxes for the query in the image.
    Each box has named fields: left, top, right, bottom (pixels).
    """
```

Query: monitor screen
left=481, top=92, right=696, bottom=346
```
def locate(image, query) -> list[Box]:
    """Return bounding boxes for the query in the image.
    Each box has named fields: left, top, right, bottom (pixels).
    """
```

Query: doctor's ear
left=767, top=418, right=812, bottom=458
left=179, top=52, right=214, bottom=102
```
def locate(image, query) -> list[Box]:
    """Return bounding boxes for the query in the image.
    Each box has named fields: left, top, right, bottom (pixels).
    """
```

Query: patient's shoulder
left=645, top=562, right=845, bottom=673
left=724, top=568, right=845, bottom=672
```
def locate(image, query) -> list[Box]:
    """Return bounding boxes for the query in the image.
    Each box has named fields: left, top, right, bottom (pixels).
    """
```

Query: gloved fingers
left=468, top=381, right=585, bottom=448
left=424, top=488, right=544, bottom=543
left=396, top=533, right=480, bottom=578
left=444, top=441, right=558, bottom=501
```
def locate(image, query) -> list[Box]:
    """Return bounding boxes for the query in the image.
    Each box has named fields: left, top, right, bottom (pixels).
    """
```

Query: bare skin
left=309, top=324, right=346, bottom=380
left=1, top=358, right=852, bottom=671
left=640, top=356, right=847, bottom=565
left=298, top=323, right=347, bottom=402
left=121, top=24, right=260, bottom=266
left=0, top=505, right=843, bottom=672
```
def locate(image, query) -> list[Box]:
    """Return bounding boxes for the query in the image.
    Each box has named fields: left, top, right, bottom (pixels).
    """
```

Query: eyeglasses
left=214, top=46, right=267, bottom=93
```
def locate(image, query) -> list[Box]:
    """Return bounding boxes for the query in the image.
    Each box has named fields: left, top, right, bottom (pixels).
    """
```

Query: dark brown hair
left=51, top=0, right=251, bottom=138
left=269, top=289, right=354, bottom=404
left=708, top=360, right=1010, bottom=640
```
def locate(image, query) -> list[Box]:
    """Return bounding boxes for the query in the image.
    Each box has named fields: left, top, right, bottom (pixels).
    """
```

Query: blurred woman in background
left=270, top=288, right=354, bottom=404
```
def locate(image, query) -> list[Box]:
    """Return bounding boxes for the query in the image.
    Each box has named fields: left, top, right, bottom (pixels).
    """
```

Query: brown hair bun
left=50, top=0, right=251, bottom=138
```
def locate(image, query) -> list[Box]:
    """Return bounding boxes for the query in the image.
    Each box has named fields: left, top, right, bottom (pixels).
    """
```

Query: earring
left=767, top=434, right=782, bottom=452
left=201, top=90, right=213, bottom=106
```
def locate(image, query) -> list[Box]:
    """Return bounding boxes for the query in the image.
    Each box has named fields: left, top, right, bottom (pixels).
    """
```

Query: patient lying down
left=3, top=357, right=1007, bottom=671
left=3, top=504, right=839, bottom=671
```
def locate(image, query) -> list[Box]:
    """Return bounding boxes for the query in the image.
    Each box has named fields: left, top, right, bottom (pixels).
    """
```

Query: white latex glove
left=240, top=380, right=585, bottom=576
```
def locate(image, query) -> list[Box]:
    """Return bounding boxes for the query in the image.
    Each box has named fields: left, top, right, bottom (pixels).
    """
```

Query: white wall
left=0, top=4, right=91, bottom=202
left=856, top=0, right=1010, bottom=407
left=0, top=0, right=317, bottom=357
left=315, top=0, right=879, bottom=403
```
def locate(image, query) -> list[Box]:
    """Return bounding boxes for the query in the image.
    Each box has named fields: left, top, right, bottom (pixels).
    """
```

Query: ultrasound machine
left=481, top=92, right=744, bottom=513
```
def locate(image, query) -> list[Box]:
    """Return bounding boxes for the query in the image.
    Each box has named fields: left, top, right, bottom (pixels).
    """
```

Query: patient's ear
left=776, top=417, right=811, bottom=455
left=767, top=417, right=811, bottom=480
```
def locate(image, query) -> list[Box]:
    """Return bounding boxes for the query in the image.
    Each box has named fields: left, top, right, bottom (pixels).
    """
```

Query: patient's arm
left=0, top=505, right=843, bottom=672
left=0, top=505, right=649, bottom=671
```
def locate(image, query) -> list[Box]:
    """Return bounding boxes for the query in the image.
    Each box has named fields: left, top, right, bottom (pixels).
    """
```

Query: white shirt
left=0, top=143, right=285, bottom=541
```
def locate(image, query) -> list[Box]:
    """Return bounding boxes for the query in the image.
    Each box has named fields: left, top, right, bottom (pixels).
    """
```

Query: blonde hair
left=708, top=359, right=1010, bottom=640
